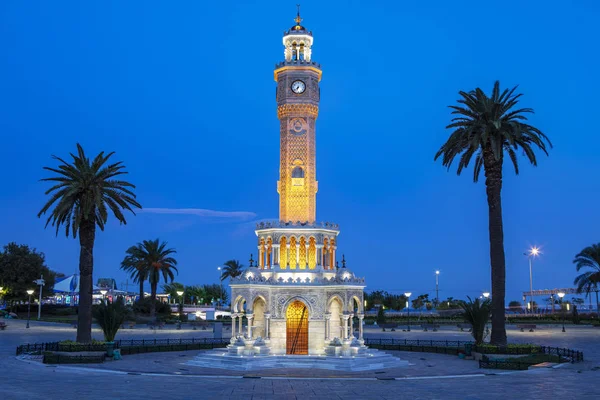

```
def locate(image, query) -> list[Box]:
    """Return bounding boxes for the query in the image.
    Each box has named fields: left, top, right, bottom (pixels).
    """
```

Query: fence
left=43, top=354, right=106, bottom=364
left=363, top=338, right=467, bottom=354
left=478, top=359, right=532, bottom=370
left=115, top=338, right=229, bottom=355
left=16, top=342, right=107, bottom=355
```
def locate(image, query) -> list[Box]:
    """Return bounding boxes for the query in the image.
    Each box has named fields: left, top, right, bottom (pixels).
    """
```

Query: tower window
left=292, top=166, right=305, bottom=187
left=292, top=166, right=304, bottom=178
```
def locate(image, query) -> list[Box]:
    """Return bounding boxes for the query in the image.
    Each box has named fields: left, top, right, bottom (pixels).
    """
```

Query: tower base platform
left=186, top=349, right=409, bottom=372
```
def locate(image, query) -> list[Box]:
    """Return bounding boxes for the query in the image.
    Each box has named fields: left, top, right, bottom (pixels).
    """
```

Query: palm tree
left=120, top=246, right=149, bottom=302
left=221, top=260, right=244, bottom=281
left=38, top=144, right=141, bottom=342
left=434, top=81, right=552, bottom=345
left=126, top=239, right=178, bottom=317
left=573, top=244, right=600, bottom=311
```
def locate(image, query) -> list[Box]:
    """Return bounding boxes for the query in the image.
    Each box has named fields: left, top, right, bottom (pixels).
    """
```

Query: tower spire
left=295, top=4, right=302, bottom=26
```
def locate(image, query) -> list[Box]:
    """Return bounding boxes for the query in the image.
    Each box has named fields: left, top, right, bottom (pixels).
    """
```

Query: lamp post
left=177, top=290, right=184, bottom=328
left=525, top=246, right=540, bottom=315
left=482, top=292, right=490, bottom=299
left=100, top=290, right=107, bottom=303
left=26, top=289, right=34, bottom=328
left=404, top=292, right=412, bottom=332
left=34, top=274, right=45, bottom=320
left=217, top=266, right=223, bottom=308
left=557, top=292, right=566, bottom=332
left=435, top=270, right=440, bottom=306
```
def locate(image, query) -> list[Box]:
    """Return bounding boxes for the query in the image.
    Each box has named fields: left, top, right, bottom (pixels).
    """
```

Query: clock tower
left=275, top=10, right=321, bottom=224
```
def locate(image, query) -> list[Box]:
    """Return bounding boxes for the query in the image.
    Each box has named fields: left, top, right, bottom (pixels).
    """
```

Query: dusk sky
left=1, top=1, right=599, bottom=304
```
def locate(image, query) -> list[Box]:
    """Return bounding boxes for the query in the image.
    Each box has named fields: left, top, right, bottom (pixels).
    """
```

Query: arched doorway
left=286, top=300, right=308, bottom=355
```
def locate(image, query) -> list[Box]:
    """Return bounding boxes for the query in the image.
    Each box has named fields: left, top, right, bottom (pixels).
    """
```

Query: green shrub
left=376, top=307, right=386, bottom=325
left=460, top=297, right=491, bottom=345
left=92, top=299, right=128, bottom=342
left=132, top=298, right=171, bottom=315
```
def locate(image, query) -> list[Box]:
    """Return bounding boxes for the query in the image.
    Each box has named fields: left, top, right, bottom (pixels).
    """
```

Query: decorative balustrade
left=255, top=220, right=339, bottom=230
left=230, top=273, right=364, bottom=286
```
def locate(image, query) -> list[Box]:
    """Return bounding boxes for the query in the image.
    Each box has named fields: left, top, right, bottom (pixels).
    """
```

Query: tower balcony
left=275, top=60, right=321, bottom=69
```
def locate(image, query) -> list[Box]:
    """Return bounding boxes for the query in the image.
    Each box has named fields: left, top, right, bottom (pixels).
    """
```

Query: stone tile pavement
left=1, top=320, right=599, bottom=399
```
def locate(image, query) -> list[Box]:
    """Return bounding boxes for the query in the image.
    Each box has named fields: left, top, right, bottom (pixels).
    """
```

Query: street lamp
left=435, top=271, right=440, bottom=306
left=404, top=292, right=412, bottom=332
left=177, top=290, right=184, bottom=328
left=100, top=290, right=107, bottom=302
left=217, top=266, right=223, bottom=308
left=482, top=292, right=490, bottom=299
left=26, top=289, right=34, bottom=328
left=557, top=292, right=566, bottom=332
left=525, top=246, right=540, bottom=315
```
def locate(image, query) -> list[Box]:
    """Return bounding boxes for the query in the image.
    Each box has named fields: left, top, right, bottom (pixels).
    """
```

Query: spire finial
left=342, top=254, right=346, bottom=268
left=294, top=4, right=302, bottom=25
left=249, top=254, right=254, bottom=268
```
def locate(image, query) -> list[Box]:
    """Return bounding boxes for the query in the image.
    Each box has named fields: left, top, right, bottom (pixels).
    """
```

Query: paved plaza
left=1, top=320, right=600, bottom=399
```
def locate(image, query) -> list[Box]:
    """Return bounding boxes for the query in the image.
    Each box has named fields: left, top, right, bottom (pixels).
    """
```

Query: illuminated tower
left=227, top=9, right=367, bottom=357
left=275, top=10, right=321, bottom=223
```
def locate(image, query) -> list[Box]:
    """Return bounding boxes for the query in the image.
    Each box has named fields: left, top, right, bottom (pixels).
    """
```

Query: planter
left=464, top=343, right=473, bottom=356
left=105, top=342, right=115, bottom=357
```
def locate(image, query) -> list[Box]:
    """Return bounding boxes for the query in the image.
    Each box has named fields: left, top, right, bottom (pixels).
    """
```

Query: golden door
left=286, top=300, right=308, bottom=355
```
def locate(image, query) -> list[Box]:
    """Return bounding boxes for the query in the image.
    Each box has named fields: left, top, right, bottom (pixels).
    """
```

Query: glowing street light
left=100, top=290, right=107, bottom=302
left=435, top=271, right=440, bottom=306
left=482, top=292, right=490, bottom=299
left=524, top=246, right=541, bottom=315
left=557, top=292, right=566, bottom=332
left=217, top=266, right=223, bottom=308
left=177, top=290, right=184, bottom=328
left=26, top=289, right=34, bottom=328
left=404, top=292, right=412, bottom=332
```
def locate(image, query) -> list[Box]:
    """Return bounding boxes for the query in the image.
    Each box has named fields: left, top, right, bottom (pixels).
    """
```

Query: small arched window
left=292, top=166, right=304, bottom=178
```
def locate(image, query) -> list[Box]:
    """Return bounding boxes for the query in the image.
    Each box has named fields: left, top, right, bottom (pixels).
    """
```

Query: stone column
left=264, top=313, right=271, bottom=339
left=232, top=313, right=238, bottom=336
left=357, top=313, right=364, bottom=341
left=324, top=313, right=331, bottom=341
left=342, top=314, right=350, bottom=340
left=237, top=313, right=244, bottom=336
left=246, top=314, right=254, bottom=339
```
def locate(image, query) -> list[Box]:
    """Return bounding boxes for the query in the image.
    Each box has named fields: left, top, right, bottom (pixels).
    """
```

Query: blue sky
left=1, top=1, right=599, bottom=304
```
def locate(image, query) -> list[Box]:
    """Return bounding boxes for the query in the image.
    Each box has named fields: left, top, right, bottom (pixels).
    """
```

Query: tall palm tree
left=573, top=244, right=600, bottom=311
left=38, top=144, right=141, bottom=343
left=126, top=239, right=178, bottom=317
left=221, top=259, right=244, bottom=281
left=434, top=81, right=551, bottom=345
left=120, top=246, right=149, bottom=301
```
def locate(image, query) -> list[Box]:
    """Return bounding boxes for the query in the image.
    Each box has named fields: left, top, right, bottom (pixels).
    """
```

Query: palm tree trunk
left=139, top=278, right=144, bottom=301
left=484, top=149, right=507, bottom=345
left=150, top=282, right=157, bottom=318
left=77, top=219, right=96, bottom=343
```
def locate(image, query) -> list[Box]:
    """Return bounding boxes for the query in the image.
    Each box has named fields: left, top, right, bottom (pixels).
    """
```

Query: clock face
left=291, top=80, right=306, bottom=94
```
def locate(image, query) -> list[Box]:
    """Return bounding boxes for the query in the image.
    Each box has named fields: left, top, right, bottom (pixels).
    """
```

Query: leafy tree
left=460, top=297, right=492, bottom=345
left=508, top=300, right=522, bottom=310
left=120, top=246, right=149, bottom=301
left=412, top=294, right=429, bottom=310
left=0, top=243, right=58, bottom=303
left=124, top=239, right=178, bottom=317
left=38, top=144, right=141, bottom=342
left=573, top=243, right=600, bottom=311
left=434, top=82, right=551, bottom=345
left=201, top=283, right=228, bottom=305
left=220, top=260, right=244, bottom=281
left=162, top=282, right=185, bottom=302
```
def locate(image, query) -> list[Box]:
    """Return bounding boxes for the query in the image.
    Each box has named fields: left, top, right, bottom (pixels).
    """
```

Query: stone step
left=185, top=350, right=409, bottom=371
